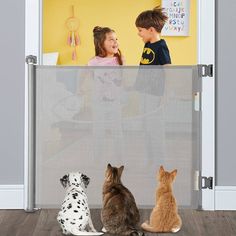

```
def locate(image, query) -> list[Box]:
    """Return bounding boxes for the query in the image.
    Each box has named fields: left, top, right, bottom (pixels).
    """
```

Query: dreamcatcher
left=66, top=5, right=80, bottom=60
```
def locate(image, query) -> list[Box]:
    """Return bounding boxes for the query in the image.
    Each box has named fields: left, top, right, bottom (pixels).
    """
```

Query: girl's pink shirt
left=87, top=56, right=121, bottom=66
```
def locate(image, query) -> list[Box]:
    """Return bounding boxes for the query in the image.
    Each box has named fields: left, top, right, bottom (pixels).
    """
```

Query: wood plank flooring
left=0, top=209, right=236, bottom=236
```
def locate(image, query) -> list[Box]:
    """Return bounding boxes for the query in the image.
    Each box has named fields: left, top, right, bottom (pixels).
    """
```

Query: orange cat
left=141, top=166, right=182, bottom=233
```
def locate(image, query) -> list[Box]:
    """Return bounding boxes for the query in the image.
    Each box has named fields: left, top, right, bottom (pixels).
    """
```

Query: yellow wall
left=43, top=0, right=197, bottom=65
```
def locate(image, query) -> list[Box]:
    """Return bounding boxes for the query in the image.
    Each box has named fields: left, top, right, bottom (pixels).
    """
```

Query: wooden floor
left=0, top=209, right=236, bottom=236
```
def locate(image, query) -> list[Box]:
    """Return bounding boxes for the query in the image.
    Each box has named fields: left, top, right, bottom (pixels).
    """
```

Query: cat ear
left=118, top=165, right=124, bottom=175
left=171, top=169, right=177, bottom=179
left=159, top=165, right=164, bottom=173
left=107, top=163, right=112, bottom=169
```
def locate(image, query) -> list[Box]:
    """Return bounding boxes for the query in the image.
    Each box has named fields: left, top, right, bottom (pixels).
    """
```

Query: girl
left=88, top=26, right=124, bottom=66
left=87, top=26, right=124, bottom=164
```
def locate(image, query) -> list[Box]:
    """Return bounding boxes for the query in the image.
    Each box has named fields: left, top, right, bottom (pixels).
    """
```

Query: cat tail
left=141, top=222, right=159, bottom=233
left=141, top=222, right=181, bottom=233
left=171, top=216, right=182, bottom=233
left=130, top=230, right=145, bottom=236
left=70, top=228, right=104, bottom=235
left=126, top=227, right=144, bottom=236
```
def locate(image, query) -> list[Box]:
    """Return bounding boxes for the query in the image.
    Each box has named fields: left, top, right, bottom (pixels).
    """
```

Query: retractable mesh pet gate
left=26, top=63, right=202, bottom=210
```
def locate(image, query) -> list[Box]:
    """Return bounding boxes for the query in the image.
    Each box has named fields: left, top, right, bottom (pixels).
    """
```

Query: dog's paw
left=102, top=227, right=107, bottom=233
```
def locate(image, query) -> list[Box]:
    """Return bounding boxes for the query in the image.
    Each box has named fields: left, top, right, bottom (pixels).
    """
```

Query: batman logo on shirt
left=140, top=47, right=155, bottom=64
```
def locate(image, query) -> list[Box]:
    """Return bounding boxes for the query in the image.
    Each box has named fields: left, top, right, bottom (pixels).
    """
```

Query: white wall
left=0, top=0, right=25, bottom=185
left=216, top=0, right=236, bottom=186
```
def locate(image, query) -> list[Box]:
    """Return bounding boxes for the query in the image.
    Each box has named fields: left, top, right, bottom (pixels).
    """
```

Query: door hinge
left=201, top=176, right=213, bottom=189
left=198, top=64, right=213, bottom=77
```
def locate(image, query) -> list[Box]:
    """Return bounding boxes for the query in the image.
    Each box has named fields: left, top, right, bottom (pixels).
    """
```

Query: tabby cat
left=141, top=166, right=182, bottom=233
left=101, top=164, right=143, bottom=236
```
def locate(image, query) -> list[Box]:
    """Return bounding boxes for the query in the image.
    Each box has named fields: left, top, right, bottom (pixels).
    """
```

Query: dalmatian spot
left=79, top=216, right=83, bottom=220
left=74, top=210, right=78, bottom=213
left=72, top=193, right=78, bottom=199
left=67, top=203, right=72, bottom=209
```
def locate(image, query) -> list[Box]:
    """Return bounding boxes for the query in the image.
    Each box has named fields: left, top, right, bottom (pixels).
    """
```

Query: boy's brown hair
left=135, top=6, right=168, bottom=33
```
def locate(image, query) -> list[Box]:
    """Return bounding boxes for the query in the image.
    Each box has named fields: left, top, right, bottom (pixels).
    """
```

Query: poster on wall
left=161, top=0, right=190, bottom=36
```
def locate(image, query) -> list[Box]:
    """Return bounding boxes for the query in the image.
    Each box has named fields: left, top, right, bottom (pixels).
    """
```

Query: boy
left=135, top=6, right=171, bottom=65
left=134, top=7, right=169, bottom=165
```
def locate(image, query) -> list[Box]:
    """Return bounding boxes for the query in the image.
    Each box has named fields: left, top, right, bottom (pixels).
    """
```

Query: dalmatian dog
left=57, top=172, right=103, bottom=235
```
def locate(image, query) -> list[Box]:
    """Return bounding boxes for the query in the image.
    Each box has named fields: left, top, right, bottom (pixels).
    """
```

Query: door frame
left=24, top=0, right=216, bottom=210
left=197, top=0, right=215, bottom=210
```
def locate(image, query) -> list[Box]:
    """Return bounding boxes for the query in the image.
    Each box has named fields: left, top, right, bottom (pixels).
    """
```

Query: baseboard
left=0, top=185, right=24, bottom=209
left=2, top=185, right=235, bottom=210
left=215, top=186, right=236, bottom=210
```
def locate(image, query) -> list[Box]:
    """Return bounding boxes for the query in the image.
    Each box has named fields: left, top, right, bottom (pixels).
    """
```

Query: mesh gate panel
left=35, top=66, right=201, bottom=208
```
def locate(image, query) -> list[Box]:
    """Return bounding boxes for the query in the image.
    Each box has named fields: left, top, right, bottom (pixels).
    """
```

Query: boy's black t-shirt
left=140, top=39, right=171, bottom=65
left=135, top=39, right=170, bottom=95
